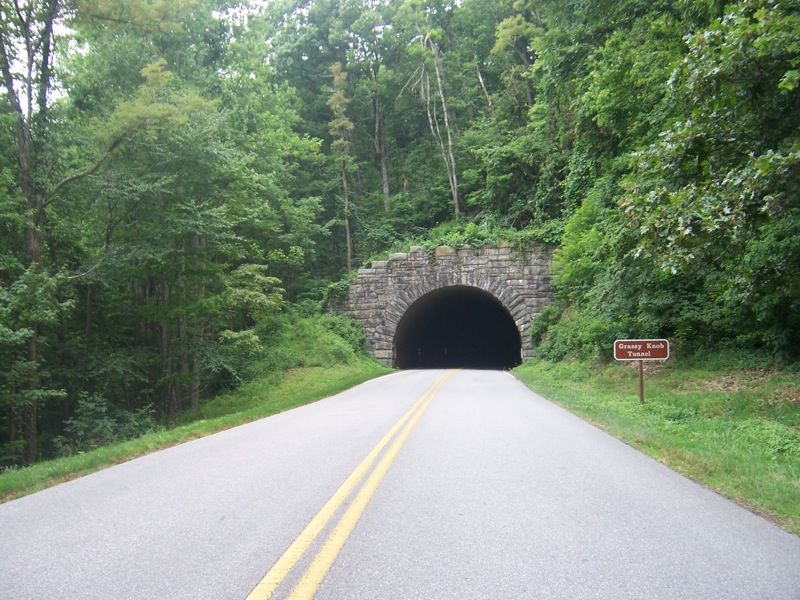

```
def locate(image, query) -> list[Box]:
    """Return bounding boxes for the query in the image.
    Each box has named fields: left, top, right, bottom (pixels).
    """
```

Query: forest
left=1, top=0, right=798, bottom=467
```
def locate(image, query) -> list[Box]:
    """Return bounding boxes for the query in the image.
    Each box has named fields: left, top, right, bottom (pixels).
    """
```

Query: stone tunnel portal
left=393, top=285, right=522, bottom=370
left=333, top=244, right=553, bottom=367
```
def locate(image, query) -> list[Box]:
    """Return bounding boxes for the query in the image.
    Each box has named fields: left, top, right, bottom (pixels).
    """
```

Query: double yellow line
left=245, top=370, right=457, bottom=600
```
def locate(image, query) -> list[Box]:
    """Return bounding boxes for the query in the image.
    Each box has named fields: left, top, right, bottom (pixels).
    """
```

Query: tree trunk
left=342, top=168, right=353, bottom=272
left=23, top=329, right=38, bottom=464
left=429, top=42, right=459, bottom=217
left=372, top=95, right=390, bottom=211
left=476, top=61, right=493, bottom=112
left=85, top=285, right=92, bottom=337
left=178, top=243, right=188, bottom=413
left=412, top=34, right=459, bottom=218
left=22, top=226, right=42, bottom=464
left=511, top=43, right=533, bottom=106
left=161, top=283, right=177, bottom=418
left=191, top=359, right=200, bottom=411
left=190, top=235, right=203, bottom=411
left=179, top=314, right=187, bottom=413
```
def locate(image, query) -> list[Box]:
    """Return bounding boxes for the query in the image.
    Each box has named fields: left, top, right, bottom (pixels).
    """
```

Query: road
left=1, top=369, right=798, bottom=599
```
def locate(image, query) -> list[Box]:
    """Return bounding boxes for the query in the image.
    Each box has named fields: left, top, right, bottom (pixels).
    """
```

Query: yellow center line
left=245, top=370, right=457, bottom=600
left=289, top=370, right=457, bottom=600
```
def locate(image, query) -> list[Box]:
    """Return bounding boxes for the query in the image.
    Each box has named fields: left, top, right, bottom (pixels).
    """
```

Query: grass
left=0, top=358, right=391, bottom=503
left=514, top=357, right=800, bottom=535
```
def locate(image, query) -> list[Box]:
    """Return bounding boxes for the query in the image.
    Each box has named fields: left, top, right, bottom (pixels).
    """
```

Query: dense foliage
left=1, top=0, right=797, bottom=465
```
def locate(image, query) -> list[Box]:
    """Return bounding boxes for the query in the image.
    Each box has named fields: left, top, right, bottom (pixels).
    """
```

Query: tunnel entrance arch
left=394, top=285, right=522, bottom=369
left=332, top=244, right=553, bottom=366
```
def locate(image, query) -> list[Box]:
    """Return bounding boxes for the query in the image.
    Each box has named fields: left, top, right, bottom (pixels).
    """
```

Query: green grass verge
left=514, top=358, right=800, bottom=535
left=0, top=358, right=391, bottom=503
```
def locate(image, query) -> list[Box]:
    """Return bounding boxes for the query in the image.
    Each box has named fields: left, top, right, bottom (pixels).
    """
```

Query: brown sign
left=614, top=339, right=669, bottom=361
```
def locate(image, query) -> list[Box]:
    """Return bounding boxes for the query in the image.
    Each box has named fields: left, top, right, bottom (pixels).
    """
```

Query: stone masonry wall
left=335, top=243, right=553, bottom=366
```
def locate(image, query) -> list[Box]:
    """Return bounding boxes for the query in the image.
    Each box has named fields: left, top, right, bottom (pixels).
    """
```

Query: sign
left=614, top=339, right=669, bottom=361
left=613, top=339, right=669, bottom=404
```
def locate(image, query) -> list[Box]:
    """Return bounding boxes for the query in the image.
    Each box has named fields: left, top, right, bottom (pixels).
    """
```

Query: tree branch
left=0, top=28, right=23, bottom=116
left=65, top=256, right=106, bottom=281
left=79, top=10, right=170, bottom=33
left=41, top=134, right=127, bottom=210
left=36, top=1, right=58, bottom=116
left=13, top=0, right=28, bottom=30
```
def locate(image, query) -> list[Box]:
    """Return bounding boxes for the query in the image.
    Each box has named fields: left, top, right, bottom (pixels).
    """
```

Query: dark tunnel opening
left=393, top=285, right=522, bottom=370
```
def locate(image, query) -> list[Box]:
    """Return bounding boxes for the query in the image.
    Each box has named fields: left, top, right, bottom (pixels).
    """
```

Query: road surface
left=1, top=369, right=798, bottom=599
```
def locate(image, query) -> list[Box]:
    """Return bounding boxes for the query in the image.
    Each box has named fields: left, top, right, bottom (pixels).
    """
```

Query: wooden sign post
left=613, top=339, right=670, bottom=403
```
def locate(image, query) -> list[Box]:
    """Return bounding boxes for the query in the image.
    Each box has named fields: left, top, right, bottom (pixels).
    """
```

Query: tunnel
left=393, top=285, right=522, bottom=370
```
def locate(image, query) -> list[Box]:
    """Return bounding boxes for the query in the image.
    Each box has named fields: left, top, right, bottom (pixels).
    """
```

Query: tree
left=0, top=0, right=254, bottom=460
left=0, top=0, right=127, bottom=462
left=621, top=0, right=800, bottom=356
left=343, top=0, right=396, bottom=211
left=327, top=61, right=356, bottom=271
left=397, top=0, right=461, bottom=217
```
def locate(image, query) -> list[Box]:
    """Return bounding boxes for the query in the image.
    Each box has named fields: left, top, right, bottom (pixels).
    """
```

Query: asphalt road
left=1, top=369, right=798, bottom=599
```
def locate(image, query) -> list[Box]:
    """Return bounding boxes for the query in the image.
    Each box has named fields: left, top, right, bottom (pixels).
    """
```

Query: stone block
left=388, top=252, right=408, bottom=261
left=434, top=245, right=456, bottom=257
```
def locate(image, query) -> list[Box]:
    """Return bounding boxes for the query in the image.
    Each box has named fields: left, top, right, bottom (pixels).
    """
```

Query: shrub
left=533, top=307, right=614, bottom=360
left=53, top=393, right=156, bottom=455
left=254, top=309, right=366, bottom=371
